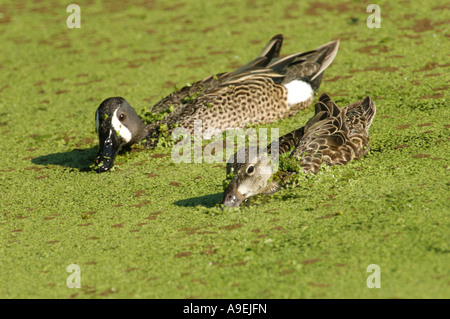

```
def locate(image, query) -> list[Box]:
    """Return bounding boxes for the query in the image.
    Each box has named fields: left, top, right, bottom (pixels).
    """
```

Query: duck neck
left=140, top=123, right=161, bottom=149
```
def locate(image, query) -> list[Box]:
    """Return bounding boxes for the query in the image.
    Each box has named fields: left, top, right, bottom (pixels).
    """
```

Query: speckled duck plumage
left=222, top=93, right=377, bottom=207
left=94, top=35, right=340, bottom=172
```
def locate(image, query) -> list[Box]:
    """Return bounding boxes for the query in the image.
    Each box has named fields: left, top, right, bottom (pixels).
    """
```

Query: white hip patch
left=283, top=80, right=313, bottom=106
left=112, top=109, right=132, bottom=143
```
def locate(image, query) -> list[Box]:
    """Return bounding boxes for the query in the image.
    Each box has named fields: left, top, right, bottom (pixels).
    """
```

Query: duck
left=94, top=34, right=340, bottom=173
left=221, top=93, right=377, bottom=207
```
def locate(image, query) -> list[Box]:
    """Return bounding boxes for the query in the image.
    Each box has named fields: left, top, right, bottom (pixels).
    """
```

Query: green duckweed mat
left=0, top=0, right=448, bottom=299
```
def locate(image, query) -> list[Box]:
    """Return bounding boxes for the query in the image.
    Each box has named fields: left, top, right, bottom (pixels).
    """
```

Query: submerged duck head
left=222, top=146, right=279, bottom=207
left=94, top=97, right=147, bottom=173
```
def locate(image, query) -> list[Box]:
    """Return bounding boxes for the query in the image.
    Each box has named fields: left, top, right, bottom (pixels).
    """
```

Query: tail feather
left=361, top=96, right=376, bottom=129
left=314, top=93, right=341, bottom=118
left=303, top=94, right=347, bottom=136
left=345, top=96, right=377, bottom=131
left=308, top=39, right=340, bottom=81
left=267, top=39, right=339, bottom=86
left=257, top=34, right=283, bottom=59
left=228, top=34, right=284, bottom=77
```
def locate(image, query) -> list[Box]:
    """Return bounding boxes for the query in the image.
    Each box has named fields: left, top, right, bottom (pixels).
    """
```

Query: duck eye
left=246, top=165, right=255, bottom=175
left=119, top=113, right=126, bottom=122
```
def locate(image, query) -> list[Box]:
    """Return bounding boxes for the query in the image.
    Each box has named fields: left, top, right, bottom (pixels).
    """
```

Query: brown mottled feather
left=142, top=36, right=339, bottom=146
left=222, top=94, right=376, bottom=206
left=291, top=94, right=376, bottom=174
left=149, top=35, right=284, bottom=118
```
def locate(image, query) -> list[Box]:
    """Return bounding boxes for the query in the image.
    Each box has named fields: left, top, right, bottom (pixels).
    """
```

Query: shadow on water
left=31, top=147, right=98, bottom=172
left=174, top=192, right=223, bottom=208
left=174, top=192, right=275, bottom=209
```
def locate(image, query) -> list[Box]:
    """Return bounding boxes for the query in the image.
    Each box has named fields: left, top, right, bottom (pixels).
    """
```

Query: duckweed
left=0, top=0, right=448, bottom=299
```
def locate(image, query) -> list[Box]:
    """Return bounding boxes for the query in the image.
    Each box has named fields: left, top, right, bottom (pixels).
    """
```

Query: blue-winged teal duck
left=222, top=93, right=377, bottom=207
left=94, top=35, right=340, bottom=172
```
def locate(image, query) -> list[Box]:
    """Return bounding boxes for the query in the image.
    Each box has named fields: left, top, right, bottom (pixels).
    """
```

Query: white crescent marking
left=111, top=109, right=132, bottom=143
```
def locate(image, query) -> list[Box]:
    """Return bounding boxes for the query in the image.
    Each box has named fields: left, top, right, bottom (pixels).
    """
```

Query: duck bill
left=95, top=129, right=120, bottom=173
left=222, top=182, right=246, bottom=207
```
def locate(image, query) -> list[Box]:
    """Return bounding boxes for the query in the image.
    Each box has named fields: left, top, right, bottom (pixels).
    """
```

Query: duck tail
left=267, top=39, right=340, bottom=91
left=307, top=40, right=340, bottom=81
left=360, top=96, right=376, bottom=129
left=257, top=34, right=283, bottom=60
left=229, top=34, right=284, bottom=76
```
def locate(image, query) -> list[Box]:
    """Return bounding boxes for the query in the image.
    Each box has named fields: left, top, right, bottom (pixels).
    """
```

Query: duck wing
left=291, top=93, right=357, bottom=174
left=165, top=40, right=340, bottom=129
left=148, top=34, right=284, bottom=116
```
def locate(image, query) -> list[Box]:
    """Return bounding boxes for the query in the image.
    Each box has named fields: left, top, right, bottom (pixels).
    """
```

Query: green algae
left=0, top=0, right=449, bottom=299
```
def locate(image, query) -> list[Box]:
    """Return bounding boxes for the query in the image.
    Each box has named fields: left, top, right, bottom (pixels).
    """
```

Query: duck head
left=94, top=97, right=147, bottom=173
left=222, top=146, right=280, bottom=207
